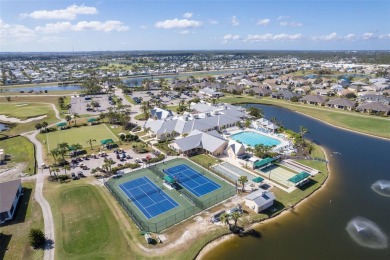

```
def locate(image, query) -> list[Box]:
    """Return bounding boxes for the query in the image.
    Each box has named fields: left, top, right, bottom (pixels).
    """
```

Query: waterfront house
left=244, top=189, right=275, bottom=213
left=299, top=95, right=327, bottom=106
left=0, top=179, right=23, bottom=224
left=271, top=90, right=301, bottom=101
left=356, top=102, right=390, bottom=115
left=326, top=98, right=356, bottom=110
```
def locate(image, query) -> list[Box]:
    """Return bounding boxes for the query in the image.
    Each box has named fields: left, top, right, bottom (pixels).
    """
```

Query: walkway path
left=21, top=103, right=61, bottom=260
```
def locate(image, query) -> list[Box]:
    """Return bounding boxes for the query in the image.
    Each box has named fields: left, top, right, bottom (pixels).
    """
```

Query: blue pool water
left=231, top=131, right=281, bottom=147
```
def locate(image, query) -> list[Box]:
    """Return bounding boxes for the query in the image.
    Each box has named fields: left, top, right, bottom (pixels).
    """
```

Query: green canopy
left=288, top=171, right=311, bottom=184
left=100, top=138, right=114, bottom=145
left=164, top=175, right=175, bottom=184
left=56, top=122, right=67, bottom=127
left=252, top=176, right=265, bottom=183
left=254, top=157, right=276, bottom=169
left=87, top=118, right=97, bottom=123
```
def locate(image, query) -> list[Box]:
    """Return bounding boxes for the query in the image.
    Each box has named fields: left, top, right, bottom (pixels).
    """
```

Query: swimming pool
left=231, top=131, right=281, bottom=147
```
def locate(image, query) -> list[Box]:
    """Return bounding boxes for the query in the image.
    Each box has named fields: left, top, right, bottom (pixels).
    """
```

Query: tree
left=244, top=119, right=251, bottom=128
left=99, top=113, right=106, bottom=123
left=254, top=144, right=274, bottom=158
left=103, top=158, right=115, bottom=175
left=50, top=148, right=59, bottom=164
left=63, top=164, right=70, bottom=175
left=65, top=115, right=72, bottom=126
left=247, top=107, right=264, bottom=119
left=57, top=142, right=69, bottom=160
left=35, top=123, right=42, bottom=131
left=41, top=121, right=48, bottom=131
left=230, top=211, right=241, bottom=228
left=29, top=228, right=45, bottom=249
left=220, top=213, right=231, bottom=230
left=72, top=113, right=80, bottom=125
left=299, top=126, right=309, bottom=138
left=238, top=176, right=248, bottom=192
left=86, top=139, right=97, bottom=150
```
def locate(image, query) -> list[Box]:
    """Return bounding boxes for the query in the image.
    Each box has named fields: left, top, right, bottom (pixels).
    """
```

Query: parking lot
left=70, top=94, right=112, bottom=115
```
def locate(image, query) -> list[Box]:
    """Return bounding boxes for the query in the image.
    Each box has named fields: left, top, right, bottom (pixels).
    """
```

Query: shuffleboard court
left=164, top=164, right=221, bottom=197
left=119, top=176, right=179, bottom=219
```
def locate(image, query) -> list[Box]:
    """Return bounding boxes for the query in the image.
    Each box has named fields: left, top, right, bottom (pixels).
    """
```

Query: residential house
left=0, top=179, right=23, bottom=224
left=199, top=87, right=224, bottom=97
left=356, top=102, right=390, bottom=115
left=170, top=130, right=228, bottom=156
left=226, top=85, right=244, bottom=94
left=271, top=90, right=301, bottom=101
left=300, top=95, right=327, bottom=106
left=357, top=95, right=390, bottom=105
left=243, top=86, right=271, bottom=97
left=326, top=98, right=355, bottom=110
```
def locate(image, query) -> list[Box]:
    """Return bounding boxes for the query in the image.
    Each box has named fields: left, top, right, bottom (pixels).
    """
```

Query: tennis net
left=127, top=187, right=162, bottom=201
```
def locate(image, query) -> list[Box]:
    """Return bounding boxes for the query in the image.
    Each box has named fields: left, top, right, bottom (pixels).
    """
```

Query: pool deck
left=228, top=128, right=291, bottom=152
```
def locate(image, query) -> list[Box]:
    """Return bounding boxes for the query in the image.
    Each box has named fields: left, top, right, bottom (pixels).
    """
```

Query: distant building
left=226, top=141, right=246, bottom=159
left=244, top=189, right=275, bottom=213
left=150, top=107, right=174, bottom=120
left=0, top=179, right=23, bottom=224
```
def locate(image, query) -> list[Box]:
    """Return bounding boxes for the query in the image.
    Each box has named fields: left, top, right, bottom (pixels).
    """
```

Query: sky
left=0, top=0, right=389, bottom=52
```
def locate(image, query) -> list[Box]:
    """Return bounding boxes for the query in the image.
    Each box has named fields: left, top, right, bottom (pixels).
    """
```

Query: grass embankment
left=0, top=182, right=44, bottom=260
left=0, top=136, right=35, bottom=175
left=219, top=95, right=390, bottom=139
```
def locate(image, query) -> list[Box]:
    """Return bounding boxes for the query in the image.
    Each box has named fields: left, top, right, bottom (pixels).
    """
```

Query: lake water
left=203, top=104, right=390, bottom=260
left=0, top=123, right=9, bottom=131
left=1, top=85, right=83, bottom=93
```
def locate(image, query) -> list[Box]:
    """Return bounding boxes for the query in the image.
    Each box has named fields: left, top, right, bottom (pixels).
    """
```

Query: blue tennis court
left=164, top=164, right=221, bottom=197
left=119, top=176, right=179, bottom=219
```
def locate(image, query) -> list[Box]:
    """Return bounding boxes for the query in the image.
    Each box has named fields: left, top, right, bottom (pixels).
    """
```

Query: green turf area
left=0, top=136, right=35, bottom=175
left=45, top=124, right=119, bottom=151
left=0, top=182, right=44, bottom=260
left=189, top=154, right=221, bottom=168
left=106, top=158, right=236, bottom=233
left=0, top=102, right=52, bottom=120
left=44, top=181, right=132, bottom=259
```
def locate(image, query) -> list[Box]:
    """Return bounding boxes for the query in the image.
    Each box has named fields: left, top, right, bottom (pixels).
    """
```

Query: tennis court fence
left=149, top=165, right=165, bottom=179
left=105, top=178, right=236, bottom=233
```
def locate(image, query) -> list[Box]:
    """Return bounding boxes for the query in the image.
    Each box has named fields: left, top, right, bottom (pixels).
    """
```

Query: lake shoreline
left=195, top=145, right=331, bottom=260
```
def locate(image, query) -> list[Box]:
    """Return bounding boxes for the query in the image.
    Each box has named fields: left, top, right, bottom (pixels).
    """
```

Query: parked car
left=211, top=210, right=226, bottom=223
left=77, top=171, right=86, bottom=178
left=71, top=172, right=79, bottom=180
left=226, top=206, right=242, bottom=215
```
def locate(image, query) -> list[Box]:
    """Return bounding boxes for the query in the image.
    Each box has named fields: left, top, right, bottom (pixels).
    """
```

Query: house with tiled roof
left=300, top=95, right=327, bottom=106
left=326, top=98, right=356, bottom=110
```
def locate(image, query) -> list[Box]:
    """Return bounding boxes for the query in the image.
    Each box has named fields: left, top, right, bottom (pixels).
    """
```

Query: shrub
left=29, top=228, right=45, bottom=249
left=148, top=154, right=165, bottom=163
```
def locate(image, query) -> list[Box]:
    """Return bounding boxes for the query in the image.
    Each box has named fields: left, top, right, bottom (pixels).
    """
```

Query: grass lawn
left=123, top=95, right=136, bottom=105
left=0, top=136, right=35, bottom=175
left=0, top=182, right=44, bottom=260
left=189, top=154, right=222, bottom=168
left=44, top=180, right=132, bottom=259
left=44, top=124, right=119, bottom=151
left=219, top=95, right=390, bottom=139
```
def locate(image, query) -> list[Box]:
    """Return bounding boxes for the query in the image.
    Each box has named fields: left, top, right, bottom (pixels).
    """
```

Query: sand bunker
left=0, top=114, right=47, bottom=123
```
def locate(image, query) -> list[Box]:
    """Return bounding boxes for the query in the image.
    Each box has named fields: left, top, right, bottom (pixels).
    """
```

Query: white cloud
left=209, top=19, right=219, bottom=25
left=21, top=4, right=97, bottom=20
left=140, top=25, right=148, bottom=29
left=362, top=32, right=376, bottom=40
left=155, top=18, right=202, bottom=29
left=0, top=19, right=36, bottom=42
left=256, top=19, right=270, bottom=26
left=245, top=33, right=303, bottom=42
left=183, top=13, right=193, bottom=19
left=37, top=36, right=65, bottom=43
left=279, top=21, right=303, bottom=27
left=277, top=16, right=290, bottom=20
left=311, top=32, right=339, bottom=41
left=344, top=34, right=357, bottom=41
left=223, top=34, right=240, bottom=40
left=36, top=20, right=129, bottom=33
left=379, top=33, right=390, bottom=39
left=178, top=30, right=190, bottom=35
left=231, top=16, right=239, bottom=26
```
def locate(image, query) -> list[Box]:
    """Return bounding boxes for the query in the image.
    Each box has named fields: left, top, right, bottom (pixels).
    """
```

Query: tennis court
left=119, top=176, right=179, bottom=219
left=164, top=164, right=221, bottom=197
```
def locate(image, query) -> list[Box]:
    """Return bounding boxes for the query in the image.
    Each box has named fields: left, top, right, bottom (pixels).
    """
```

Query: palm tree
left=220, top=213, right=231, bottom=230
left=65, top=115, right=72, bottom=125
left=72, top=113, right=80, bottom=125
left=103, top=158, right=115, bottom=175
left=57, top=142, right=69, bottom=160
left=299, top=126, right=308, bottom=138
left=211, top=98, right=217, bottom=106
left=63, top=164, right=70, bottom=175
left=86, top=139, right=97, bottom=150
left=238, top=176, right=248, bottom=192
left=50, top=148, right=60, bottom=164
left=230, top=211, right=241, bottom=228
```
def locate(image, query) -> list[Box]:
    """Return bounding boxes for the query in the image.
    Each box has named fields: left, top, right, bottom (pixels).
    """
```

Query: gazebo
left=56, top=122, right=67, bottom=129
left=87, top=118, right=97, bottom=125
